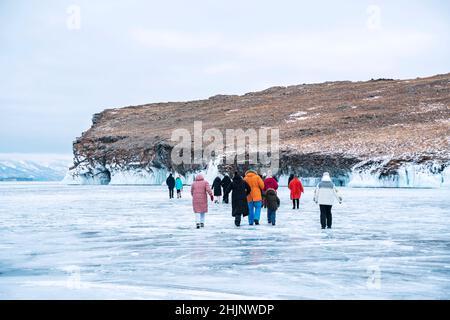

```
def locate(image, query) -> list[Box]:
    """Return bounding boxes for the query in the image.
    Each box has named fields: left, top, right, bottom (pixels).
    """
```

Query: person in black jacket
left=220, top=174, right=232, bottom=204
left=265, top=188, right=280, bottom=226
left=166, top=173, right=175, bottom=199
left=225, top=172, right=251, bottom=227
left=211, top=176, right=223, bottom=203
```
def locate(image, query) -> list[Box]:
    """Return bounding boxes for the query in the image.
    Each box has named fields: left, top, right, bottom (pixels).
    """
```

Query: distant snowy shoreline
left=0, top=153, right=72, bottom=182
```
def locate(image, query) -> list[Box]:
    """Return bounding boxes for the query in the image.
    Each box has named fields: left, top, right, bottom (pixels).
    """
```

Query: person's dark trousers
left=319, top=205, right=332, bottom=229
left=169, top=188, right=174, bottom=199
left=223, top=192, right=229, bottom=204
left=234, top=214, right=242, bottom=227
left=268, top=209, right=276, bottom=225
left=292, top=199, right=299, bottom=209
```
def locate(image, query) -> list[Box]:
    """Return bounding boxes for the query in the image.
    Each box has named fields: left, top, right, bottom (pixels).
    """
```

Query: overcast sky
left=1, top=0, right=449, bottom=154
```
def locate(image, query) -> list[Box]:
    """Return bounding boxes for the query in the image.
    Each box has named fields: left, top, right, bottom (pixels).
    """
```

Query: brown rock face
left=70, top=73, right=450, bottom=185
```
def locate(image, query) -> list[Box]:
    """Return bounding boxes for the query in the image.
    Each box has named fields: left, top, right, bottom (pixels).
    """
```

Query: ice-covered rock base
left=64, top=158, right=450, bottom=188
left=348, top=159, right=450, bottom=188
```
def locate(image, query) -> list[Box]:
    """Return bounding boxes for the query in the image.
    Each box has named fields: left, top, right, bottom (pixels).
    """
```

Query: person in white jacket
left=313, top=172, right=342, bottom=229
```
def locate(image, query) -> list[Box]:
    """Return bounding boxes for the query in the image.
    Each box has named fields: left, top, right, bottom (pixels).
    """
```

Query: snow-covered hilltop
left=66, top=73, right=450, bottom=187
left=0, top=154, right=72, bottom=182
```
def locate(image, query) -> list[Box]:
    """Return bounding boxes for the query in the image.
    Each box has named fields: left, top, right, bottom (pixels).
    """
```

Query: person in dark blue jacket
left=166, top=173, right=175, bottom=199
left=221, top=174, right=232, bottom=204
left=212, top=176, right=223, bottom=203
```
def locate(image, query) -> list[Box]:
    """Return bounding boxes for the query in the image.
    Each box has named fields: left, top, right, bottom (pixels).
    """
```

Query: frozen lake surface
left=0, top=182, right=449, bottom=299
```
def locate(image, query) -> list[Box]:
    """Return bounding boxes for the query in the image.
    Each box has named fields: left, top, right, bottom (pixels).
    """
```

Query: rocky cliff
left=65, top=73, right=450, bottom=187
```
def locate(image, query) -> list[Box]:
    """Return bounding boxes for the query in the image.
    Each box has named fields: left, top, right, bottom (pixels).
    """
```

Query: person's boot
left=235, top=221, right=240, bottom=227
left=200, top=223, right=204, bottom=228
left=255, top=220, right=259, bottom=225
left=196, top=223, right=201, bottom=229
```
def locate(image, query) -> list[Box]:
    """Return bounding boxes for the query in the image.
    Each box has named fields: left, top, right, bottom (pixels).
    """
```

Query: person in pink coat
left=191, top=174, right=214, bottom=229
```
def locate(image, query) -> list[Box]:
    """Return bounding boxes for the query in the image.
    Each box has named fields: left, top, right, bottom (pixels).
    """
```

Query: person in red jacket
left=288, top=174, right=304, bottom=210
left=263, top=170, right=279, bottom=223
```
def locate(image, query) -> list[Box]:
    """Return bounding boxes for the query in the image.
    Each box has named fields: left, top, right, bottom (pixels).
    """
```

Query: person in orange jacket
left=288, top=174, right=304, bottom=210
left=244, top=170, right=265, bottom=225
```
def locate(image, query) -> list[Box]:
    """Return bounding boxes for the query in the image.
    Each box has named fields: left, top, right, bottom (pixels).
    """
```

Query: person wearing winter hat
left=191, top=174, right=214, bottom=229
left=313, top=172, right=343, bottom=229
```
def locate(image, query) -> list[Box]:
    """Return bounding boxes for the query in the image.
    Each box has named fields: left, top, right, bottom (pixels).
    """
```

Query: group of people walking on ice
left=167, top=170, right=342, bottom=230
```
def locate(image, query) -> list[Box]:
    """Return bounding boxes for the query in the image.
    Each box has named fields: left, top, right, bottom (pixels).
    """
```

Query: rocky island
left=65, top=73, right=450, bottom=187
